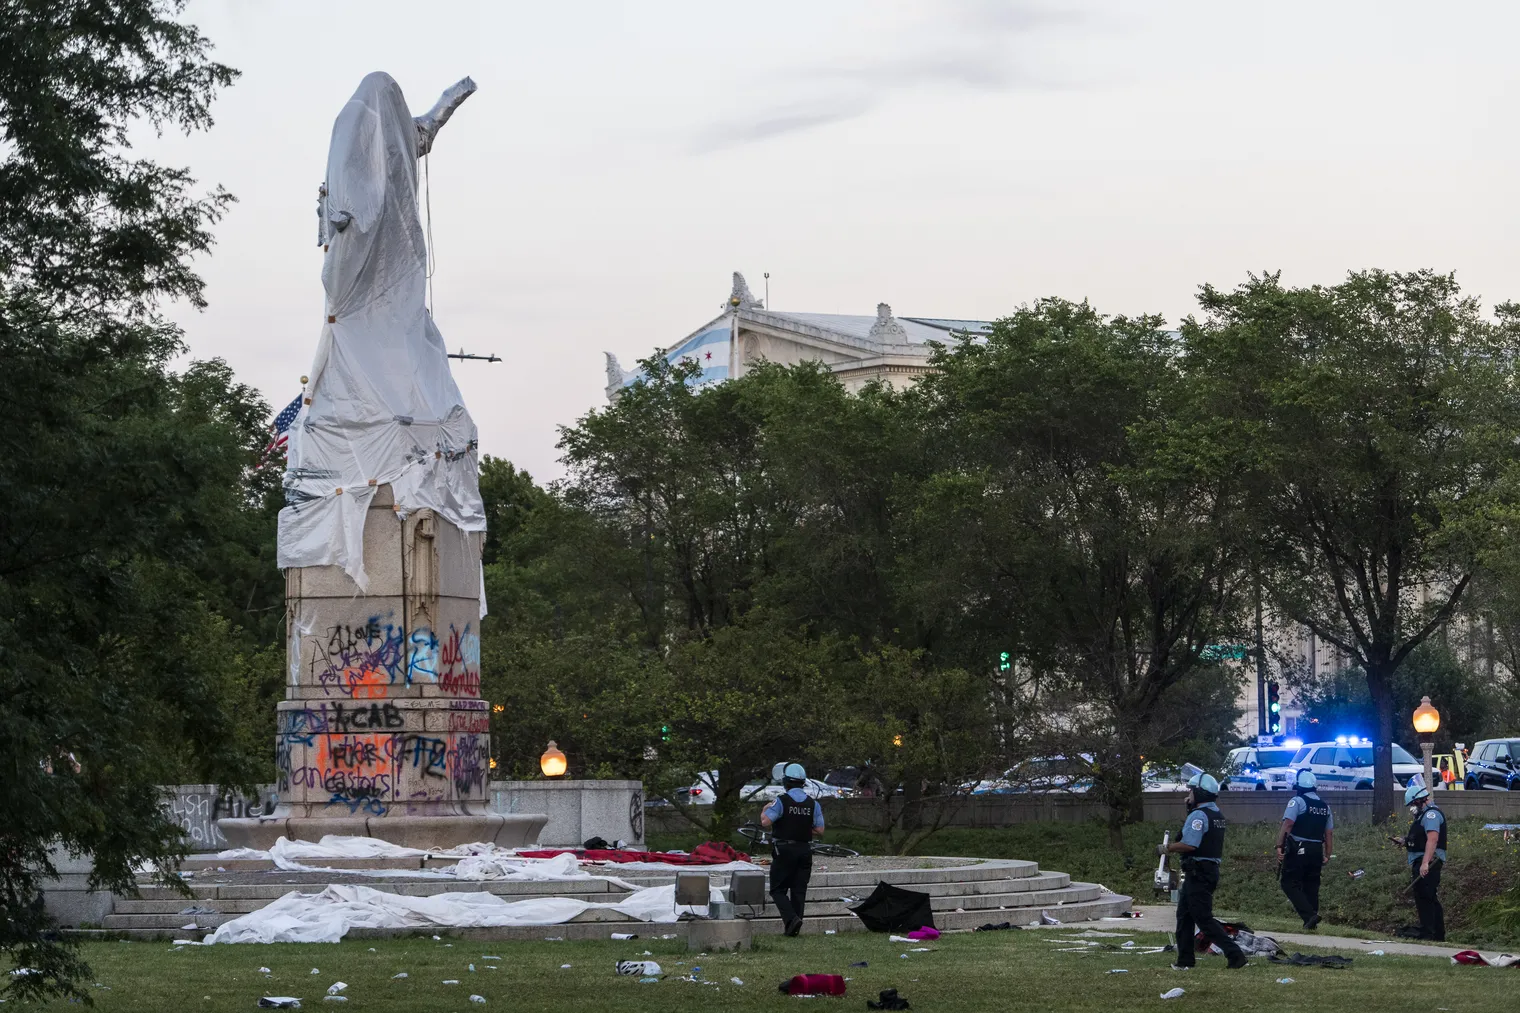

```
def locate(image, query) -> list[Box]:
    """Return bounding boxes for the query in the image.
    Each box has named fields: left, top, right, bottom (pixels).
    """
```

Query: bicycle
left=737, top=823, right=860, bottom=858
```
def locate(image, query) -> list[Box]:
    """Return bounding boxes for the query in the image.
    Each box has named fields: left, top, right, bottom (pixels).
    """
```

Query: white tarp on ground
left=214, top=837, right=638, bottom=887
left=278, top=71, right=484, bottom=591
left=206, top=883, right=681, bottom=944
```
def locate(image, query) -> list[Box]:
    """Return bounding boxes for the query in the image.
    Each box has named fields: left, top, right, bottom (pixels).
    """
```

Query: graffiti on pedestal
left=404, top=623, right=481, bottom=696
left=167, top=789, right=275, bottom=851
left=283, top=701, right=407, bottom=735
left=447, top=733, right=489, bottom=797
left=311, top=614, right=405, bottom=698
left=273, top=725, right=490, bottom=816
left=448, top=699, right=490, bottom=733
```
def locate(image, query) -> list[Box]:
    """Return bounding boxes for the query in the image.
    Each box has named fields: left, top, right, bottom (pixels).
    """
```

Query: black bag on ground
left=849, top=881, right=935, bottom=933
left=868, top=988, right=911, bottom=1010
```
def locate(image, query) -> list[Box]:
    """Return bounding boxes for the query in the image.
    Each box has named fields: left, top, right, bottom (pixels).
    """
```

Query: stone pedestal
left=490, top=780, right=645, bottom=849
left=687, top=918, right=753, bottom=952
left=220, top=485, right=546, bottom=851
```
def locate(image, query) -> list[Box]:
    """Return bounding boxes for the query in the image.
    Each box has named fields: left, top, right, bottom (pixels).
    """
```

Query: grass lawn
left=651, top=816, right=1520, bottom=949
left=31, top=928, right=1509, bottom=1012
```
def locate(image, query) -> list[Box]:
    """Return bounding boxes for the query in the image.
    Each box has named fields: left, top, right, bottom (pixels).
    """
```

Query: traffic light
left=998, top=651, right=1011, bottom=672
left=1267, top=682, right=1282, bottom=735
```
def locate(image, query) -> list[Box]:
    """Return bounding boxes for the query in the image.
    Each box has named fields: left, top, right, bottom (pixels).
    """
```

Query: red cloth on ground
left=785, top=974, right=847, bottom=996
left=516, top=841, right=750, bottom=865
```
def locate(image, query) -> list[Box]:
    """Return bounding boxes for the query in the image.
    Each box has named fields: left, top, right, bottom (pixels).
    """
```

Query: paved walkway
left=1124, top=904, right=1477, bottom=959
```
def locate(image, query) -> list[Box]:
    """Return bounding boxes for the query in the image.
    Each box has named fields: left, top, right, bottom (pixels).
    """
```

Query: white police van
left=1288, top=737, right=1423, bottom=790
left=1223, top=744, right=1301, bottom=790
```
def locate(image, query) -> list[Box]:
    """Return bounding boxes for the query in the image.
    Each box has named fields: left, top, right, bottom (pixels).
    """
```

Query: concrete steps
left=79, top=856, right=1130, bottom=941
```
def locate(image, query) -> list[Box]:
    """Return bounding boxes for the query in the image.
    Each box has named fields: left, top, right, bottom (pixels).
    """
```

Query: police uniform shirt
left=1407, top=806, right=1447, bottom=865
left=1180, top=801, right=1223, bottom=863
left=1282, top=792, right=1333, bottom=842
left=763, top=787, right=824, bottom=842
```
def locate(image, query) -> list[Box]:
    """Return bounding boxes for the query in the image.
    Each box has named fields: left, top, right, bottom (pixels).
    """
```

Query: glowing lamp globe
left=540, top=740, right=568, bottom=778
left=1412, top=697, right=1440, bottom=736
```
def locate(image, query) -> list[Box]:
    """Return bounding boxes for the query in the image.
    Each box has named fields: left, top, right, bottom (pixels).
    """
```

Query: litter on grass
left=469, top=996, right=486, bottom=1004
left=258, top=968, right=271, bottom=974
left=258, top=1000, right=302, bottom=1009
left=442, top=979, right=460, bottom=985
left=390, top=973, right=408, bottom=979
left=321, top=997, right=346, bottom=1003
left=1277, top=978, right=1296, bottom=984
left=325, top=983, right=346, bottom=995
left=731, top=977, right=744, bottom=985
left=1161, top=987, right=1186, bottom=999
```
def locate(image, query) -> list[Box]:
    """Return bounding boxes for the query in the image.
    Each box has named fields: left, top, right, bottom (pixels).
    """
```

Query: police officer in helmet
left=1276, top=769, right=1332, bottom=929
left=1158, top=772, right=1248, bottom=969
left=760, top=762, right=824, bottom=936
left=1397, top=783, right=1446, bottom=941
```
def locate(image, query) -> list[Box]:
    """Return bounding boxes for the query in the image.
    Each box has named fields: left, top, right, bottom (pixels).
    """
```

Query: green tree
left=1291, top=643, right=1498, bottom=759
left=1181, top=270, right=1520, bottom=821
left=908, top=298, right=1250, bottom=836
left=0, top=0, right=243, bottom=999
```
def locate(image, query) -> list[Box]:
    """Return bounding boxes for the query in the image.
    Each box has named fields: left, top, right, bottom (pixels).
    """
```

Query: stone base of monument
left=490, top=779, right=645, bottom=849
left=61, top=856, right=1133, bottom=939
left=687, top=917, right=752, bottom=952
left=216, top=812, right=547, bottom=851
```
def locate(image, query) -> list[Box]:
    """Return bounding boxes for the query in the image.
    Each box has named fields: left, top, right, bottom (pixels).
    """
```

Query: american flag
left=257, top=394, right=304, bottom=470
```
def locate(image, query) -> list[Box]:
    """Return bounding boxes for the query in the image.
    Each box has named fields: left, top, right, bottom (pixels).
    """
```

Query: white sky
left=150, top=0, right=1520, bottom=481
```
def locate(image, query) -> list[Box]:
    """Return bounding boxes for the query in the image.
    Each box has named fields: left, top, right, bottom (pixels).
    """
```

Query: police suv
left=1289, top=737, right=1423, bottom=790
left=1223, top=745, right=1301, bottom=790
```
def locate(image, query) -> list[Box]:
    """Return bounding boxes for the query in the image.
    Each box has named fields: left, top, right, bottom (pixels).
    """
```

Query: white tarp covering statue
left=278, top=72, right=484, bottom=590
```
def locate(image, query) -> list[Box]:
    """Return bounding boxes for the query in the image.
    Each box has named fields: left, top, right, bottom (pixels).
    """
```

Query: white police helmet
left=1404, top=782, right=1429, bottom=806
left=1186, top=772, right=1221, bottom=794
left=783, top=762, right=807, bottom=781
left=1295, top=769, right=1317, bottom=790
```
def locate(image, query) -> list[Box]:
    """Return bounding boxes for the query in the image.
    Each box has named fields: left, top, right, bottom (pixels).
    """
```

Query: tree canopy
left=0, top=1, right=267, bottom=1001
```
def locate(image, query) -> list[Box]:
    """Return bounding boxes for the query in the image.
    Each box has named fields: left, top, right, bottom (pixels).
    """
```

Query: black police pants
left=1279, top=841, right=1323, bottom=925
left=770, top=841, right=813, bottom=926
left=1175, top=861, right=1244, bottom=965
left=1411, top=860, right=1445, bottom=941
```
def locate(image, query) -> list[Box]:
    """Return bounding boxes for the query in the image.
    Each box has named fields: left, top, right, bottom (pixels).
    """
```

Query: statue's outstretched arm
left=414, top=76, right=478, bottom=157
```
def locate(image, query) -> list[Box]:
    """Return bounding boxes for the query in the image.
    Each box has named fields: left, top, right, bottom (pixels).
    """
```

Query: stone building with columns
left=604, top=272, right=992, bottom=400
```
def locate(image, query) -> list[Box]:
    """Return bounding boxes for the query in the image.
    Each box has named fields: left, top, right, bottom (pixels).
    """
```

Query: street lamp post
left=1412, top=696, right=1440, bottom=791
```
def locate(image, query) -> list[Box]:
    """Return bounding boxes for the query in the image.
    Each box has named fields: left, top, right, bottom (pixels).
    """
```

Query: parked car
left=1223, top=745, right=1302, bottom=791
left=740, top=777, right=852, bottom=802
left=1464, top=738, right=1520, bottom=791
left=1289, top=737, right=1422, bottom=790
left=1141, top=762, right=1204, bottom=792
left=673, top=770, right=852, bottom=806
left=970, top=755, right=1095, bottom=795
